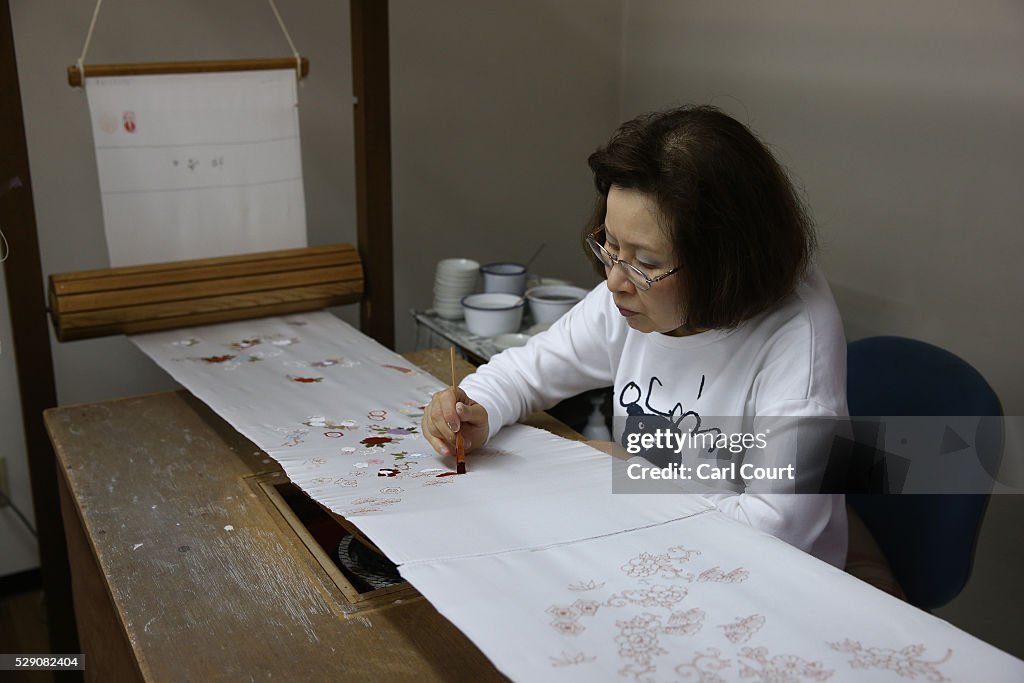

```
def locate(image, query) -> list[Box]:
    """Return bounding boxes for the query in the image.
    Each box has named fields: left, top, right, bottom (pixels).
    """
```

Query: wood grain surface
left=49, top=245, right=364, bottom=341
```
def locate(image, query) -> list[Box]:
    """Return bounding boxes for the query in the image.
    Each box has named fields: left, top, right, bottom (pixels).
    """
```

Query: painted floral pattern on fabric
left=829, top=640, right=952, bottom=682
left=539, top=542, right=857, bottom=681
left=544, top=543, right=753, bottom=677
left=737, top=646, right=832, bottom=681
left=719, top=614, right=765, bottom=644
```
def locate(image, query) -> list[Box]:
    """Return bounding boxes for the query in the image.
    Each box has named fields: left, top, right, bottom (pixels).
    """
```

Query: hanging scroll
left=84, top=68, right=307, bottom=266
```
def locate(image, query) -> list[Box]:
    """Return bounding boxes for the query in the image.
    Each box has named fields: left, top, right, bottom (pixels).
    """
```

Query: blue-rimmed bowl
left=525, top=285, right=588, bottom=324
left=481, top=262, right=528, bottom=296
left=461, top=293, right=525, bottom=337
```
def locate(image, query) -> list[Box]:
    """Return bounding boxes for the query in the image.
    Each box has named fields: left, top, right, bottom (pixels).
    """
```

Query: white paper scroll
left=404, top=511, right=1024, bottom=682
left=131, top=312, right=714, bottom=565
left=130, top=314, right=1024, bottom=681
left=85, top=69, right=306, bottom=266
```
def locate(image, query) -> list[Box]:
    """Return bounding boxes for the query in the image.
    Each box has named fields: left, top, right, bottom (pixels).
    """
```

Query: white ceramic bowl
left=435, top=273, right=479, bottom=286
left=461, top=293, right=525, bottom=336
left=525, top=285, right=588, bottom=324
left=481, top=262, right=528, bottom=296
left=436, top=258, right=480, bottom=276
left=492, top=332, right=531, bottom=351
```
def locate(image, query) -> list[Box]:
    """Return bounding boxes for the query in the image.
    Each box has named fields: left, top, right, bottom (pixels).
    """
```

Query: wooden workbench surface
left=43, top=349, right=583, bottom=682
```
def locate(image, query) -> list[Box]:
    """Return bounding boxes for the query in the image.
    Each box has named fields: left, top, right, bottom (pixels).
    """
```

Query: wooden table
left=44, top=349, right=582, bottom=682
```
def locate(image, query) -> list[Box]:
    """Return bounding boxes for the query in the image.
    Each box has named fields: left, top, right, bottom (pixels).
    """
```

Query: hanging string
left=75, top=0, right=105, bottom=88
left=75, top=1, right=303, bottom=86
left=267, top=0, right=303, bottom=83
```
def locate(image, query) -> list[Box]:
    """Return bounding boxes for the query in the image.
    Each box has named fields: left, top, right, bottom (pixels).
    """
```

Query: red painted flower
left=361, top=436, right=394, bottom=447
left=202, top=355, right=235, bottom=363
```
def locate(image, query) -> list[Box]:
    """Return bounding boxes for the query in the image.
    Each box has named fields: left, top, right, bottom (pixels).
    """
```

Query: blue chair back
left=846, top=336, right=1002, bottom=609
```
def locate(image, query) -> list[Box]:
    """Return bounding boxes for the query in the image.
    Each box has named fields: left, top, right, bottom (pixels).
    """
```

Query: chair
left=846, top=336, right=1003, bottom=609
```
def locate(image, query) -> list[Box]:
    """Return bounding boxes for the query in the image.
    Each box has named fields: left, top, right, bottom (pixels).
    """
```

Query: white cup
left=481, top=262, right=527, bottom=296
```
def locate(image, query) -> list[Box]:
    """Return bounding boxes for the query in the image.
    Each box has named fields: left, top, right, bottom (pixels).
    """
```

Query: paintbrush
left=450, top=346, right=467, bottom=474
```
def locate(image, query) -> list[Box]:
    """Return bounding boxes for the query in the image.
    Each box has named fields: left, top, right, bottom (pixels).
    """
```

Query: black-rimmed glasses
left=586, top=227, right=681, bottom=291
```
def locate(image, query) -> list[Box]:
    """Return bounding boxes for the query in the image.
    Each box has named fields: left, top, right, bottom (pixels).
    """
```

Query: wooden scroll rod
left=67, top=56, right=309, bottom=88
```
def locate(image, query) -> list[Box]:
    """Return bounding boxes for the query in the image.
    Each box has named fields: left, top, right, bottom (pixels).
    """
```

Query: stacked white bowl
left=433, top=258, right=480, bottom=319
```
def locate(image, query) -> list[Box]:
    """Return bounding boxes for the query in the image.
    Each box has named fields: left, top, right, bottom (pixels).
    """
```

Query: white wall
left=620, top=0, right=1024, bottom=414
left=389, top=0, right=622, bottom=352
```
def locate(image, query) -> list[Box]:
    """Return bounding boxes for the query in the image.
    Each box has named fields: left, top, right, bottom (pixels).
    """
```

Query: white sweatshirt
left=460, top=266, right=849, bottom=567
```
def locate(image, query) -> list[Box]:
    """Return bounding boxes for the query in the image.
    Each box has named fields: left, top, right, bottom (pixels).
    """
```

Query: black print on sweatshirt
left=618, top=374, right=723, bottom=468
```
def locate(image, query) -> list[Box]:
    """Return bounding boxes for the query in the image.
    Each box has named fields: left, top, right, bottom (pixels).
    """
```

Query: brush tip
left=456, top=461, right=466, bottom=474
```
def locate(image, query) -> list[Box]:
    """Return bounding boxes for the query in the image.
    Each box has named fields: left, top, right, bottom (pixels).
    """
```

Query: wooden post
left=351, top=0, right=395, bottom=348
left=0, top=0, right=80, bottom=660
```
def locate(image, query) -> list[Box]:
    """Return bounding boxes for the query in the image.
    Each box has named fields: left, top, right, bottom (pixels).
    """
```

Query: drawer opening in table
left=252, top=475, right=416, bottom=607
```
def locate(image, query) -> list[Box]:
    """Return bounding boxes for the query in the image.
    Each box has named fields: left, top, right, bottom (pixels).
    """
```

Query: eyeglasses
left=586, top=227, right=681, bottom=291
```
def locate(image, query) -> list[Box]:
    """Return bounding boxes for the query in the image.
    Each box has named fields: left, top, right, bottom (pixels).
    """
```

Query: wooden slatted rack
left=49, top=243, right=363, bottom=341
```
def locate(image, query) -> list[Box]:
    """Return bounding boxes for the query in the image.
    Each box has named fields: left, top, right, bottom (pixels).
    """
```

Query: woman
left=422, top=105, right=848, bottom=567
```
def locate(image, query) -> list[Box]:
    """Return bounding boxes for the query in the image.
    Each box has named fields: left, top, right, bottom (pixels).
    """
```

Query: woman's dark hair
left=585, top=105, right=815, bottom=330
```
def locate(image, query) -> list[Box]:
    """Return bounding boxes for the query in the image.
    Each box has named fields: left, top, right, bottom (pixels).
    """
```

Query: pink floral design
left=551, top=620, right=585, bottom=637
left=621, top=546, right=701, bottom=579
left=350, top=496, right=399, bottom=507
left=662, top=607, right=705, bottom=636
left=674, top=647, right=732, bottom=683
left=615, top=613, right=668, bottom=666
left=720, top=614, right=765, bottom=644
left=607, top=584, right=689, bottom=609
left=568, top=580, right=605, bottom=592
left=573, top=599, right=600, bottom=617
left=829, top=640, right=952, bottom=682
left=548, top=605, right=579, bottom=621
left=737, top=646, right=832, bottom=682
left=549, top=651, right=596, bottom=668
left=546, top=599, right=602, bottom=637
left=698, top=566, right=749, bottom=583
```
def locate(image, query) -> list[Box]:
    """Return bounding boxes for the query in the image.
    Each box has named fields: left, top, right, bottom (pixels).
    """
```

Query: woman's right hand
left=422, top=387, right=489, bottom=458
